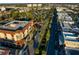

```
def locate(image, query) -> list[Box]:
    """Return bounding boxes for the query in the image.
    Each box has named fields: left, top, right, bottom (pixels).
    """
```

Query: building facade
left=0, top=20, right=34, bottom=46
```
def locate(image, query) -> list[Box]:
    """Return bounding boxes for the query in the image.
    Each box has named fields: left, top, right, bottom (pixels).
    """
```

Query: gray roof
left=0, top=20, right=29, bottom=31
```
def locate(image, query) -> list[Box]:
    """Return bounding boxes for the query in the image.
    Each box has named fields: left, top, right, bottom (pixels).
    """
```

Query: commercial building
left=0, top=20, right=34, bottom=46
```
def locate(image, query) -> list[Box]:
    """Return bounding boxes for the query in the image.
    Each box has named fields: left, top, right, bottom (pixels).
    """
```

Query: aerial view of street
left=0, top=3, right=79, bottom=55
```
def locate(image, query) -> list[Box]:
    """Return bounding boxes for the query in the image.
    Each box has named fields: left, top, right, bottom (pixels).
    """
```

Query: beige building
left=0, top=20, right=34, bottom=46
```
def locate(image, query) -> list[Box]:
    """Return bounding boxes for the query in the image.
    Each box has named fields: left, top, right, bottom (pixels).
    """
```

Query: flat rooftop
left=0, top=20, right=29, bottom=31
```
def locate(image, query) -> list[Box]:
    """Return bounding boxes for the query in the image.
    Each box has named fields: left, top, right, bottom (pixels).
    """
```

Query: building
left=0, top=20, right=34, bottom=46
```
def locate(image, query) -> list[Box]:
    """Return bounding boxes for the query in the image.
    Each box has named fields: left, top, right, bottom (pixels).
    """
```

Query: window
left=24, top=29, right=27, bottom=37
left=14, top=33, right=21, bottom=41
left=20, top=32, right=24, bottom=39
left=28, top=26, right=31, bottom=32
left=6, top=34, right=12, bottom=40
left=0, top=33, right=5, bottom=39
left=25, top=35, right=30, bottom=41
